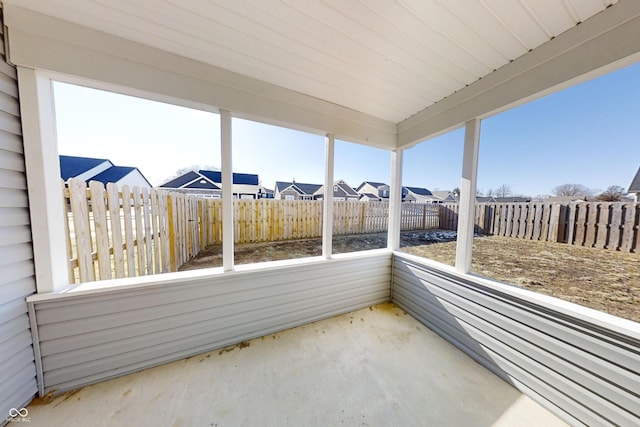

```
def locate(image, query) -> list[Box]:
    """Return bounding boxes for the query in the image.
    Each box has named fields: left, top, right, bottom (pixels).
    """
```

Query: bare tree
left=495, top=184, right=512, bottom=198
left=485, top=188, right=495, bottom=197
left=596, top=185, right=627, bottom=201
left=552, top=183, right=594, bottom=197
left=452, top=187, right=460, bottom=201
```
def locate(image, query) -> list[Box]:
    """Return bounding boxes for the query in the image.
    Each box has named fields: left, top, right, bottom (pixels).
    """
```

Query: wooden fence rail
left=439, top=202, right=640, bottom=252
left=64, top=179, right=439, bottom=283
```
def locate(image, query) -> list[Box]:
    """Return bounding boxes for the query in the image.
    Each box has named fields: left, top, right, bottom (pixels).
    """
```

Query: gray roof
left=159, top=171, right=203, bottom=188
left=403, top=186, right=432, bottom=196
left=494, top=196, right=531, bottom=203
left=89, top=166, right=151, bottom=187
left=275, top=181, right=322, bottom=195
left=356, top=181, right=388, bottom=192
left=628, top=166, right=640, bottom=192
left=335, top=181, right=358, bottom=196
left=359, top=193, right=380, bottom=200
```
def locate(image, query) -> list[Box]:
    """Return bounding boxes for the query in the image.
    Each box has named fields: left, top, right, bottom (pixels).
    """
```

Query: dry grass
left=402, top=236, right=639, bottom=323
left=181, top=231, right=639, bottom=323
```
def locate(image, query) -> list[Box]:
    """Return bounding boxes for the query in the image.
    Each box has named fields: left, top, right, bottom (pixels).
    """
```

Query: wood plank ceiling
left=12, top=0, right=617, bottom=123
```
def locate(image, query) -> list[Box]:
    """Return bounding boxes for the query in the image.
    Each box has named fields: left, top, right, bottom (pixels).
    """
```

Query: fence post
left=167, top=194, right=176, bottom=271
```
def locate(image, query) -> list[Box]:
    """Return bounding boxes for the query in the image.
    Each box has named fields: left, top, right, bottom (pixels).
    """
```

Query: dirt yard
left=180, top=230, right=639, bottom=323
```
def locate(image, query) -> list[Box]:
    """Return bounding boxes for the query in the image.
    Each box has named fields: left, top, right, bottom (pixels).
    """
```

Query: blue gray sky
left=54, top=61, right=640, bottom=196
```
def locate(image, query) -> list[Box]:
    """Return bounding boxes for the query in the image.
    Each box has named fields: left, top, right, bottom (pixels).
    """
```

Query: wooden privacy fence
left=440, top=202, right=640, bottom=252
left=64, top=179, right=440, bottom=283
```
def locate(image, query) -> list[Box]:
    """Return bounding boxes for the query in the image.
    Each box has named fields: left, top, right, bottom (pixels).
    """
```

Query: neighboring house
left=628, top=166, right=640, bottom=201
left=159, top=170, right=260, bottom=199
left=359, top=193, right=381, bottom=202
left=274, top=181, right=322, bottom=200
left=402, top=186, right=436, bottom=203
left=545, top=195, right=589, bottom=203
left=476, top=196, right=496, bottom=203
left=493, top=196, right=532, bottom=203
left=158, top=170, right=221, bottom=198
left=60, top=155, right=152, bottom=188
left=314, top=180, right=359, bottom=201
left=432, top=190, right=457, bottom=203
left=257, top=187, right=274, bottom=199
left=356, top=181, right=390, bottom=199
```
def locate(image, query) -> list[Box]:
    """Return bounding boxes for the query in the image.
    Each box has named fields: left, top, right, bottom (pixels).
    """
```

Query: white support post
left=322, top=133, right=335, bottom=258
left=17, top=67, right=70, bottom=293
left=220, top=109, right=234, bottom=271
left=387, top=149, right=403, bottom=250
left=455, top=119, right=481, bottom=273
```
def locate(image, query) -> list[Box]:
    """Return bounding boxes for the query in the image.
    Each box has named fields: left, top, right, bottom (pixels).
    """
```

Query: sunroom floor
left=24, top=302, right=566, bottom=426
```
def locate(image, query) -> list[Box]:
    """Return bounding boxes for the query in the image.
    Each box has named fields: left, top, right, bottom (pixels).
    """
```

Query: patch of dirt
left=180, top=230, right=639, bottom=323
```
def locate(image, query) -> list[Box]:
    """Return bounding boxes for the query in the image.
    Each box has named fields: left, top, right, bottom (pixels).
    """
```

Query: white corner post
left=455, top=119, right=481, bottom=274
left=17, top=67, right=70, bottom=293
left=220, top=109, right=234, bottom=271
left=322, top=133, right=335, bottom=258
left=387, top=149, right=403, bottom=250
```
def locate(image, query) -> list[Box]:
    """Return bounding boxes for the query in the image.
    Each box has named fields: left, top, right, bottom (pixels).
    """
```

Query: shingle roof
left=356, top=181, right=388, bottom=192
left=404, top=186, right=432, bottom=196
left=159, top=171, right=203, bottom=188
left=89, top=166, right=138, bottom=184
left=60, top=155, right=111, bottom=180
left=275, top=181, right=295, bottom=192
left=359, top=193, right=380, bottom=200
left=494, top=197, right=531, bottom=203
left=297, top=183, right=322, bottom=195
left=199, top=170, right=259, bottom=185
left=335, top=181, right=358, bottom=196
left=184, top=180, right=220, bottom=189
left=628, top=166, right=640, bottom=192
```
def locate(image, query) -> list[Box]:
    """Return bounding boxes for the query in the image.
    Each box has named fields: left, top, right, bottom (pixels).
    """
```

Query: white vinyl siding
left=391, top=253, right=640, bottom=427
left=28, top=253, right=391, bottom=394
left=0, top=7, right=37, bottom=420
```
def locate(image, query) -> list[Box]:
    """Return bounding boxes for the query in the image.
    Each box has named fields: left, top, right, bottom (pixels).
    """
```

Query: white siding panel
left=30, top=254, right=391, bottom=394
left=0, top=225, right=33, bottom=247
left=0, top=6, right=37, bottom=419
left=0, top=129, right=23, bottom=153
left=0, top=148, right=26, bottom=171
left=0, top=242, right=32, bottom=265
left=0, top=90, right=20, bottom=116
left=391, top=254, right=640, bottom=427
left=0, top=188, right=28, bottom=207
left=0, top=169, right=27, bottom=189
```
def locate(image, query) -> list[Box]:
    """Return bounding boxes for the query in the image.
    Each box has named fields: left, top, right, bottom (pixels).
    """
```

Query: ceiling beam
left=397, top=0, right=640, bottom=148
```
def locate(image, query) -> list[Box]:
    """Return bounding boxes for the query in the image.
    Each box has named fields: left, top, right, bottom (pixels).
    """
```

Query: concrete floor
left=25, top=303, right=567, bottom=427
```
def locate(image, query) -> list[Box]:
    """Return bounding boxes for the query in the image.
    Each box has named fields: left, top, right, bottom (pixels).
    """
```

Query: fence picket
left=89, top=181, right=111, bottom=280
left=68, top=179, right=95, bottom=282
left=595, top=203, right=610, bottom=249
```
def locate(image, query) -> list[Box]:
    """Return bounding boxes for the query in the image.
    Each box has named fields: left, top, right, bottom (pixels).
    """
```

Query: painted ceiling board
left=7, top=0, right=619, bottom=124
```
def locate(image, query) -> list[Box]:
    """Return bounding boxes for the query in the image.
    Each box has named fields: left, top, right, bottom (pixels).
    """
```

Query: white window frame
left=18, top=69, right=399, bottom=293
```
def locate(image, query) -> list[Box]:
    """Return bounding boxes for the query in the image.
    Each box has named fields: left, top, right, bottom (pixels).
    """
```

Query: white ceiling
left=9, top=0, right=617, bottom=123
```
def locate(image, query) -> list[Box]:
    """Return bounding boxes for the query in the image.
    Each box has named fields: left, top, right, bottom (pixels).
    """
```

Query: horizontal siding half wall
left=30, top=253, right=391, bottom=394
left=391, top=254, right=639, bottom=427
left=0, top=4, right=37, bottom=421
